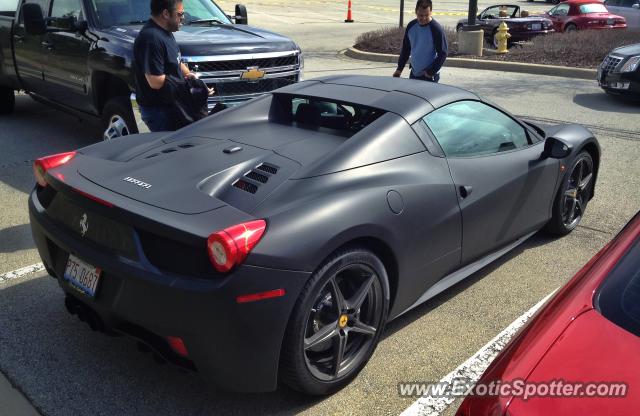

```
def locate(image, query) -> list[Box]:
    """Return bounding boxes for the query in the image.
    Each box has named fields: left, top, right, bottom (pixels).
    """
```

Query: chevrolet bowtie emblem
left=240, top=67, right=265, bottom=81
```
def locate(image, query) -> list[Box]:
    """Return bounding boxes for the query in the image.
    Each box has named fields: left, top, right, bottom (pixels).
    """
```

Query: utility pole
left=464, top=0, right=480, bottom=30
left=399, top=0, right=404, bottom=27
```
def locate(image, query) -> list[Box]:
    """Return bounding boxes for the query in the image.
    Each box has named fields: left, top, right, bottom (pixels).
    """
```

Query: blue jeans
left=410, top=71, right=440, bottom=83
left=139, top=105, right=180, bottom=132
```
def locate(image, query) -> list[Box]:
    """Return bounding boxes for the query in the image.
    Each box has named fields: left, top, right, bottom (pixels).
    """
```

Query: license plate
left=531, top=23, right=541, bottom=30
left=64, top=254, right=102, bottom=297
left=607, top=18, right=613, bottom=25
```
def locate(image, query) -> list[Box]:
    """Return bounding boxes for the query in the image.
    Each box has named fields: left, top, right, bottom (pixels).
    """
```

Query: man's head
left=415, top=0, right=433, bottom=25
left=150, top=0, right=184, bottom=32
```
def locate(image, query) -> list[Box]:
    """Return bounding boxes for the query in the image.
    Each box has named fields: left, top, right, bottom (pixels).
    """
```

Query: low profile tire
left=545, top=151, right=594, bottom=235
left=102, top=96, right=138, bottom=140
left=0, top=87, right=15, bottom=115
left=280, top=247, right=389, bottom=395
left=565, top=23, right=577, bottom=32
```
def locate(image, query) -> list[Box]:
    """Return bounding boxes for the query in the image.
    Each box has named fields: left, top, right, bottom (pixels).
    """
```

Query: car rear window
left=579, top=3, right=609, bottom=13
left=596, top=238, right=640, bottom=337
left=271, top=94, right=385, bottom=138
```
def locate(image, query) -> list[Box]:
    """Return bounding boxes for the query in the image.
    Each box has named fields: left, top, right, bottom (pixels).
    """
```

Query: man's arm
left=393, top=22, right=414, bottom=77
left=425, top=21, right=448, bottom=77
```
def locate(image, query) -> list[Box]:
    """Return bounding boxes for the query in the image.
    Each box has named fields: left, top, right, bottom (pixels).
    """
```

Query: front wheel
left=564, top=23, right=577, bottom=32
left=0, top=87, right=15, bottom=115
left=102, top=96, right=138, bottom=140
left=545, top=151, right=594, bottom=235
left=280, top=248, right=389, bottom=395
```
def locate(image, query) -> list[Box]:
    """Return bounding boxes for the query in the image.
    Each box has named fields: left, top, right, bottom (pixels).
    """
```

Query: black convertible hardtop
left=276, top=75, right=480, bottom=124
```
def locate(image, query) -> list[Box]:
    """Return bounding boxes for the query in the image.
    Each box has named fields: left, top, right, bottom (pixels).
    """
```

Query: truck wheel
left=102, top=96, right=138, bottom=140
left=0, top=87, right=15, bottom=115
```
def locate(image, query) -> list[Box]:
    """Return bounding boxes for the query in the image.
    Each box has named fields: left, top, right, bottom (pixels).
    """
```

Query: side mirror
left=543, top=137, right=573, bottom=159
left=234, top=4, right=248, bottom=24
left=23, top=3, right=46, bottom=35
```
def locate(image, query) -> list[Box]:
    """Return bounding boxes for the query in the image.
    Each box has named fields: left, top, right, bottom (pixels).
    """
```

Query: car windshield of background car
left=596, top=238, right=640, bottom=337
left=89, top=0, right=231, bottom=27
left=580, top=3, right=609, bottom=13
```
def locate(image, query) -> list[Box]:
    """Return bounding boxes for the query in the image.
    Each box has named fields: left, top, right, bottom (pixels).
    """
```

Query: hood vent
left=232, top=163, right=280, bottom=194
left=144, top=143, right=199, bottom=159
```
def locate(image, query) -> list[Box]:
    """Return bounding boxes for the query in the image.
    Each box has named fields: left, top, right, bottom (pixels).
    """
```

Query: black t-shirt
left=133, top=19, right=184, bottom=106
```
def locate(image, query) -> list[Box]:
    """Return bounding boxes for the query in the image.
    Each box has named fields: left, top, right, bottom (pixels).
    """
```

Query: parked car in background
left=542, top=0, right=627, bottom=32
left=456, top=211, right=640, bottom=415
left=457, top=4, right=554, bottom=47
left=0, top=0, right=303, bottom=140
left=604, top=0, right=640, bottom=28
left=598, top=43, right=640, bottom=98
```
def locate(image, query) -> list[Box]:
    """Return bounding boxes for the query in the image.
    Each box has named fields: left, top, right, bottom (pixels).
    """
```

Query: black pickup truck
left=0, top=0, right=303, bottom=139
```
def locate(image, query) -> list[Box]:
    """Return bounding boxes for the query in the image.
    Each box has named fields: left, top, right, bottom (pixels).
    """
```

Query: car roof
left=275, top=75, right=480, bottom=124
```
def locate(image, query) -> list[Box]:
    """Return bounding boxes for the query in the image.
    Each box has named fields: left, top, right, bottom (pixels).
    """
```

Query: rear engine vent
left=233, top=179, right=258, bottom=194
left=245, top=171, right=269, bottom=183
left=257, top=163, right=278, bottom=175
left=162, top=148, right=177, bottom=154
left=145, top=153, right=159, bottom=159
left=178, top=144, right=194, bottom=149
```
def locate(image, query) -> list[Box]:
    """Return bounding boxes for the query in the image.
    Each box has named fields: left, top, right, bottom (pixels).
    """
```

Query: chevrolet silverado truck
left=0, top=0, right=303, bottom=139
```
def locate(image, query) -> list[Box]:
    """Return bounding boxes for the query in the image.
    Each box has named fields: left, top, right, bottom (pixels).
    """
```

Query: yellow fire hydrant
left=495, top=21, right=511, bottom=54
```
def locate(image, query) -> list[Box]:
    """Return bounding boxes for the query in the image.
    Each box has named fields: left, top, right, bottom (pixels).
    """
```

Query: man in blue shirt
left=393, top=0, right=448, bottom=83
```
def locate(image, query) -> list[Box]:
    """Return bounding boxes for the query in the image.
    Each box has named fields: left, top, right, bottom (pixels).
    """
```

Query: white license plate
left=531, top=23, right=541, bottom=30
left=64, top=254, right=102, bottom=297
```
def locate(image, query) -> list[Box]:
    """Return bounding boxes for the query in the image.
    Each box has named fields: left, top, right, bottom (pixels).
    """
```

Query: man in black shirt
left=133, top=0, right=212, bottom=131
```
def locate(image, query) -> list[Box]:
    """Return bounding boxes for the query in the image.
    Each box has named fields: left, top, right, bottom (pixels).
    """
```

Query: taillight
left=207, top=220, right=266, bottom=273
left=33, top=151, right=76, bottom=187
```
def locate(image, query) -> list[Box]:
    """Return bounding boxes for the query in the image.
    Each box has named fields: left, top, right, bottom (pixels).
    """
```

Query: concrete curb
left=344, top=47, right=597, bottom=80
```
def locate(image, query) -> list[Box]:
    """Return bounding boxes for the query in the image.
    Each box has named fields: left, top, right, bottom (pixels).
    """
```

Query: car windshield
left=579, top=3, right=609, bottom=13
left=89, top=0, right=231, bottom=28
left=596, top=237, right=640, bottom=337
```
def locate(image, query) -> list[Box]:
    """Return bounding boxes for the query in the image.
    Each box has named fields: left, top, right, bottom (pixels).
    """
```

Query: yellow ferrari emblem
left=339, top=314, right=348, bottom=328
left=240, top=67, right=265, bottom=81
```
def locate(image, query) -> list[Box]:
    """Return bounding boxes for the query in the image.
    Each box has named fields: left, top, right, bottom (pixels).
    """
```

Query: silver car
left=604, top=0, right=640, bottom=28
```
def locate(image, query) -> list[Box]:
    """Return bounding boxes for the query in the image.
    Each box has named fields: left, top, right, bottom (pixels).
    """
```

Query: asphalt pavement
left=1, top=2, right=639, bottom=415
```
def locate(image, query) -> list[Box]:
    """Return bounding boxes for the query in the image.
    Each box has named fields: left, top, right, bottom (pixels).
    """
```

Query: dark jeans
left=410, top=71, right=440, bottom=83
left=139, top=104, right=180, bottom=132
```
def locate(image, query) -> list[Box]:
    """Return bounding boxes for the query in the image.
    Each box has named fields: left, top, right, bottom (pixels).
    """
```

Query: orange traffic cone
left=345, top=0, right=354, bottom=22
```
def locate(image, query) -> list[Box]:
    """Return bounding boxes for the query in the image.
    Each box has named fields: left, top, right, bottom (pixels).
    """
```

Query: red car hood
left=508, top=309, right=639, bottom=414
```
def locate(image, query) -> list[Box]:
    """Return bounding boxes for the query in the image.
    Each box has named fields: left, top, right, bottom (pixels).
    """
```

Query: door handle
left=459, top=185, right=473, bottom=198
left=40, top=41, right=54, bottom=50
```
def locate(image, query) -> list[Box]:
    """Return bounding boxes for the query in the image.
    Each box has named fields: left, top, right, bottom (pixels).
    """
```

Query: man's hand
left=393, top=69, right=402, bottom=78
left=185, top=72, right=198, bottom=80
left=424, top=70, right=435, bottom=79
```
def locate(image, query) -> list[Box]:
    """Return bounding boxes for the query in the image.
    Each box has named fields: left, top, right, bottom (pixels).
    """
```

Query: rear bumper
left=29, top=188, right=310, bottom=392
left=508, top=29, right=554, bottom=42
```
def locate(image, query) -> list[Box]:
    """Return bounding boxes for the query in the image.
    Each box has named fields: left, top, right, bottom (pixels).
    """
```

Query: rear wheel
left=456, top=24, right=463, bottom=32
left=280, top=247, right=389, bottom=395
left=565, top=23, right=577, bottom=32
left=0, top=87, right=15, bottom=115
left=102, top=96, right=138, bottom=140
left=545, top=151, right=594, bottom=235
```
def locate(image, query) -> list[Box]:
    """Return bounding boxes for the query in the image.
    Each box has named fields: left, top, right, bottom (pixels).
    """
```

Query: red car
left=543, top=0, right=627, bottom=31
left=456, top=211, right=640, bottom=415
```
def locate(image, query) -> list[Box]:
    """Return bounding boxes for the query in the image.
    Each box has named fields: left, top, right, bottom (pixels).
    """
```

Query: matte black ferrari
left=29, top=75, right=600, bottom=395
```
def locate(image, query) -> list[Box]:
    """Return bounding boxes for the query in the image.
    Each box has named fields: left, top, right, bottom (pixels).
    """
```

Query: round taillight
left=207, top=231, right=238, bottom=273
left=206, top=220, right=266, bottom=273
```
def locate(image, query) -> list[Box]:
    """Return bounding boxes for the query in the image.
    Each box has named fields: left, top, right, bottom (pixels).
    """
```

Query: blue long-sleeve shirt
left=397, top=18, right=448, bottom=77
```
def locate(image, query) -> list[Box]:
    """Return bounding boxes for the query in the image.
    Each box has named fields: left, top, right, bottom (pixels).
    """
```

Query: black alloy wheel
left=280, top=248, right=388, bottom=395
left=546, top=151, right=594, bottom=235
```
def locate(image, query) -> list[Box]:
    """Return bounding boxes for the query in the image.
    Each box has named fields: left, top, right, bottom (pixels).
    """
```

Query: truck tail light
left=33, top=151, right=76, bottom=187
left=207, top=220, right=266, bottom=273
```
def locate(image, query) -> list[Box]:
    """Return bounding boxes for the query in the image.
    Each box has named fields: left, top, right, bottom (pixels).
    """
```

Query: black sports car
left=29, top=75, right=600, bottom=395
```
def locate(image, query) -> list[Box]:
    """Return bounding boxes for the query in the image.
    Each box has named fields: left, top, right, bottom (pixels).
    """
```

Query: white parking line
left=0, top=263, right=45, bottom=283
left=400, top=291, right=557, bottom=416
